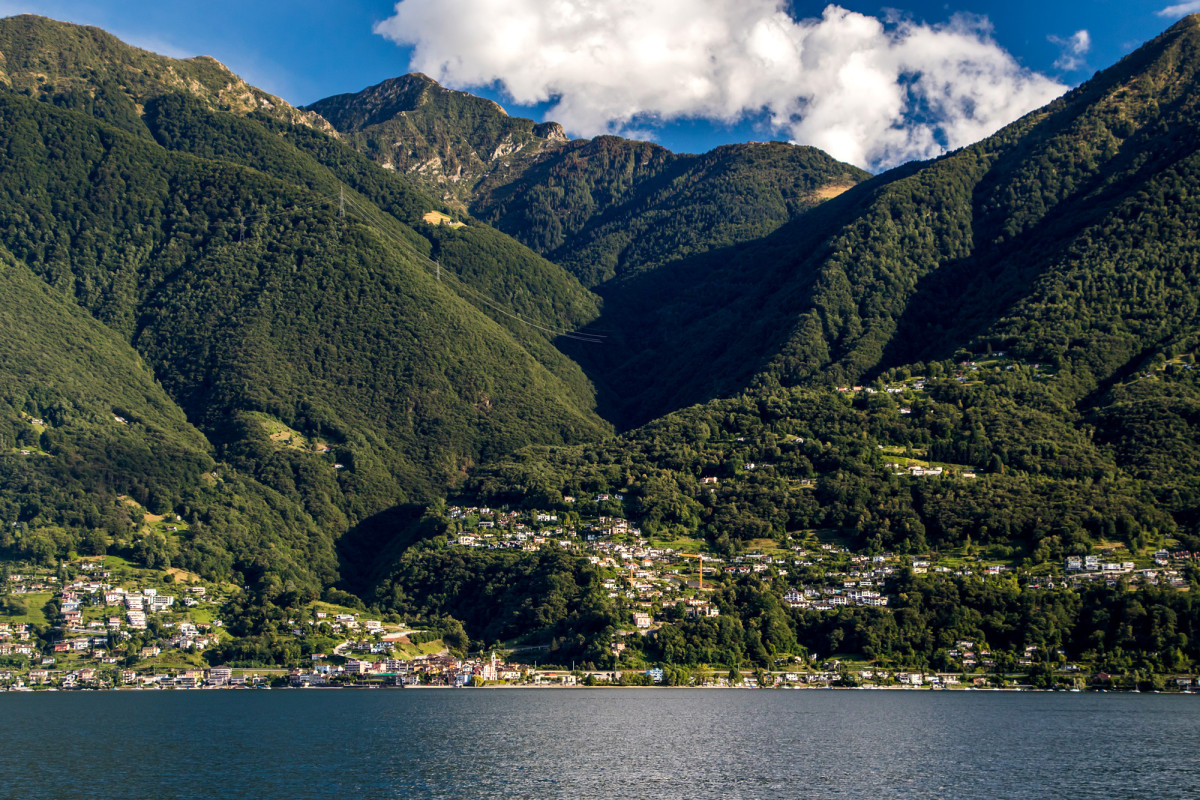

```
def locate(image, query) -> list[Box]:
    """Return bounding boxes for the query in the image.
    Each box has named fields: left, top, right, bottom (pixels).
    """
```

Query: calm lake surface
left=2, top=689, right=1198, bottom=799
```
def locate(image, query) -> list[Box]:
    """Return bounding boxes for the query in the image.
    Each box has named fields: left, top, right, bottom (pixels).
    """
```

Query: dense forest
left=470, top=137, right=870, bottom=287
left=555, top=13, right=1200, bottom=428
left=0, top=15, right=608, bottom=600
left=310, top=74, right=870, bottom=289
left=3, top=12, right=1200, bottom=680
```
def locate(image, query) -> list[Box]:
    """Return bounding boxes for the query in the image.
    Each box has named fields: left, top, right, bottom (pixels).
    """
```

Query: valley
left=2, top=11, right=1200, bottom=691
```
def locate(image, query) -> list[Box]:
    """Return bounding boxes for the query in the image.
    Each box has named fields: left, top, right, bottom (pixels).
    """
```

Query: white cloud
left=1159, top=2, right=1200, bottom=17
left=375, top=1, right=1065, bottom=170
left=1049, top=29, right=1090, bottom=71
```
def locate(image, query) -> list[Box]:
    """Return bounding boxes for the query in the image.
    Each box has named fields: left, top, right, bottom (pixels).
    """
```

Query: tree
left=441, top=617, right=469, bottom=658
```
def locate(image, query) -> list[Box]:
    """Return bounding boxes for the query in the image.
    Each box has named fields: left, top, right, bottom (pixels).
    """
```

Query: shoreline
left=1, top=684, right=1183, bottom=694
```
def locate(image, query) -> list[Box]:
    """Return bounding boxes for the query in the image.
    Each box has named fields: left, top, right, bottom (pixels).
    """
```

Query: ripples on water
left=2, top=689, right=1198, bottom=799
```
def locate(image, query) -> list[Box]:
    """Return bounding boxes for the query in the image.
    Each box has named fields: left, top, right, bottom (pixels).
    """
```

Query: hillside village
left=444, top=503, right=1195, bottom=604
left=3, top=508, right=1196, bottom=691
left=2, top=8, right=1200, bottom=709
left=3, top=354, right=1198, bottom=691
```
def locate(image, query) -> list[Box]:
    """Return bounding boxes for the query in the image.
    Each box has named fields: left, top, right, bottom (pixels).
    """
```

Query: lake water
left=1, top=689, right=1198, bottom=799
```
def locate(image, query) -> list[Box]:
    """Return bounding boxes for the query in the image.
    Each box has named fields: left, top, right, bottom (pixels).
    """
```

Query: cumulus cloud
left=374, top=1, right=1066, bottom=170
left=1050, top=30, right=1090, bottom=71
left=1159, top=2, right=1200, bottom=16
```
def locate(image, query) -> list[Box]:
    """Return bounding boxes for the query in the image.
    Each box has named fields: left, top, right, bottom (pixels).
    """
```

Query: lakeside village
left=2, top=499, right=1199, bottom=692
left=2, top=355, right=1197, bottom=691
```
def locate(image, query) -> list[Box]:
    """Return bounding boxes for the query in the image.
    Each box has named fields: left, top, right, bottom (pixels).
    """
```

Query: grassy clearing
left=1, top=591, right=52, bottom=626
left=141, top=651, right=209, bottom=671
left=820, top=653, right=874, bottom=669
left=307, top=600, right=367, bottom=621
left=880, top=444, right=928, bottom=457
left=421, top=210, right=464, bottom=228
left=247, top=411, right=330, bottom=454
left=187, top=606, right=216, bottom=625
left=386, top=638, right=446, bottom=658
left=808, top=529, right=856, bottom=549
left=647, top=536, right=706, bottom=552
left=811, top=182, right=855, bottom=201
left=165, top=567, right=201, bottom=584
left=415, top=638, right=446, bottom=655
left=743, top=537, right=790, bottom=556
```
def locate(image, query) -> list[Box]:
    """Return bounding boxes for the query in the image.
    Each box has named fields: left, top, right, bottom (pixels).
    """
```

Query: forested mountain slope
left=471, top=137, right=869, bottom=287
left=0, top=246, right=337, bottom=594
left=308, top=75, right=870, bottom=287
left=361, top=16, right=1200, bottom=664
left=0, top=16, right=603, bottom=382
left=138, top=91, right=603, bottom=414
left=0, top=14, right=330, bottom=135
left=0, top=16, right=611, bottom=596
left=571, top=13, right=1200, bottom=428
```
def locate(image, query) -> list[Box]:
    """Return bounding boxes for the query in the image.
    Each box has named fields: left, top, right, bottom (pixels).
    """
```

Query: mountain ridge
left=304, top=72, right=568, bottom=207
left=3, top=13, right=1200, bottom=677
left=0, top=15, right=613, bottom=596
left=552, top=11, right=1200, bottom=427
left=306, top=73, right=871, bottom=287
left=0, top=14, right=334, bottom=136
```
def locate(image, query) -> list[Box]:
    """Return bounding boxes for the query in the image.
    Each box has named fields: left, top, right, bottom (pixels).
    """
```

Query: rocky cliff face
left=305, top=74, right=569, bottom=207
left=533, top=122, right=568, bottom=141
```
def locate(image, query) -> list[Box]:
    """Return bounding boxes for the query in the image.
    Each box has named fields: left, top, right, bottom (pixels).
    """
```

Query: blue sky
left=5, top=1, right=1196, bottom=167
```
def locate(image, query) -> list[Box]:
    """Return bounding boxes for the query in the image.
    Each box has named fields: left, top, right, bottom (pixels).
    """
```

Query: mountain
left=470, top=137, right=870, bottom=287
left=0, top=13, right=331, bottom=136
left=562, top=12, right=1200, bottom=428
left=0, top=244, right=339, bottom=594
left=5, top=11, right=1200, bottom=678
left=305, top=73, right=569, bottom=207
left=307, top=75, right=870, bottom=287
left=0, top=15, right=610, bottom=595
left=366, top=15, right=1200, bottom=666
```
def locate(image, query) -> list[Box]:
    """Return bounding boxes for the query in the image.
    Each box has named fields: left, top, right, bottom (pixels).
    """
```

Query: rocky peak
left=533, top=122, right=568, bottom=142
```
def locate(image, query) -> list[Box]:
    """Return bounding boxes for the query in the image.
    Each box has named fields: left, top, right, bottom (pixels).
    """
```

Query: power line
left=341, top=194, right=605, bottom=344
left=230, top=187, right=605, bottom=343
left=347, top=195, right=603, bottom=343
left=351, top=198, right=605, bottom=343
